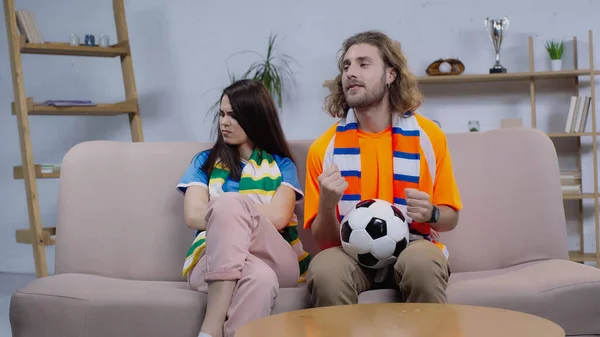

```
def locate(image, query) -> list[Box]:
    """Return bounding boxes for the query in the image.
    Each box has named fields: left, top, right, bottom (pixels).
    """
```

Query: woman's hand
left=184, top=185, right=209, bottom=231
left=254, top=185, right=297, bottom=230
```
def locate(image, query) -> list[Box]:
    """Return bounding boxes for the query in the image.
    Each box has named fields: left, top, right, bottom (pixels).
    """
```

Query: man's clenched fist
left=318, top=164, right=348, bottom=209
left=405, top=188, right=433, bottom=223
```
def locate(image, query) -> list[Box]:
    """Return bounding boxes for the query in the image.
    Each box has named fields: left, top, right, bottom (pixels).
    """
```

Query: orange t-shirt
left=303, top=114, right=463, bottom=234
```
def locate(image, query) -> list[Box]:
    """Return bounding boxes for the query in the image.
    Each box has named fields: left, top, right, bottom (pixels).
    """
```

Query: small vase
left=551, top=59, right=563, bottom=71
left=468, top=120, right=480, bottom=132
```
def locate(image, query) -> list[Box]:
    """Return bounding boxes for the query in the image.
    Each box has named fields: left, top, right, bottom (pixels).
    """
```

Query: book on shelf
left=40, top=100, right=96, bottom=107
left=15, top=9, right=43, bottom=44
left=562, top=185, right=582, bottom=195
left=564, top=96, right=591, bottom=133
left=40, top=164, right=60, bottom=174
left=561, top=170, right=581, bottom=185
left=561, top=170, right=582, bottom=195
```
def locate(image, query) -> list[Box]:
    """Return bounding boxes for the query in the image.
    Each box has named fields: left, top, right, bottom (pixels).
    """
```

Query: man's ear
left=387, top=67, right=398, bottom=86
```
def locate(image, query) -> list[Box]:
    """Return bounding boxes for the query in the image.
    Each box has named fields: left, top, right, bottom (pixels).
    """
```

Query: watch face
left=431, top=206, right=439, bottom=222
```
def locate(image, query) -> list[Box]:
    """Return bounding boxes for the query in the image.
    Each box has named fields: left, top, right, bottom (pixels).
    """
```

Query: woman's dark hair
left=201, top=79, right=294, bottom=181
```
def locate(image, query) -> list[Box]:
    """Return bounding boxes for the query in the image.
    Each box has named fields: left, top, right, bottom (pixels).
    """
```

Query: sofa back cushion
left=55, top=141, right=211, bottom=281
left=55, top=128, right=569, bottom=281
left=436, top=128, right=569, bottom=271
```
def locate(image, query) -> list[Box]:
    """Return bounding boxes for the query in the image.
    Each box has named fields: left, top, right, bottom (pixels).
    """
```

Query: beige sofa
left=9, top=128, right=600, bottom=337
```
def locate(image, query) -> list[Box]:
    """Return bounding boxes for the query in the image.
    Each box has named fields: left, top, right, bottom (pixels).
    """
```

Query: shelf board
left=418, top=69, right=600, bottom=84
left=322, top=69, right=600, bottom=87
left=547, top=132, right=595, bottom=138
left=562, top=193, right=597, bottom=200
left=20, top=37, right=130, bottom=58
left=12, top=98, right=138, bottom=116
left=16, top=227, right=56, bottom=246
left=569, top=251, right=599, bottom=262
left=14, top=165, right=61, bottom=179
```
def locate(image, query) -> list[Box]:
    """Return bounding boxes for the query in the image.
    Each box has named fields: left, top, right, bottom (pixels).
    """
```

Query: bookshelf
left=323, top=30, right=599, bottom=267
left=4, top=0, right=145, bottom=278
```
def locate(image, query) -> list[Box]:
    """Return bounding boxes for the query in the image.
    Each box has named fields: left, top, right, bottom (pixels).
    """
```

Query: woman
left=176, top=79, right=311, bottom=337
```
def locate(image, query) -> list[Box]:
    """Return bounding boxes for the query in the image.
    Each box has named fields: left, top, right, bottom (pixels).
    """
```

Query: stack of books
left=40, top=100, right=95, bottom=107
left=40, top=164, right=61, bottom=175
left=15, top=9, right=43, bottom=44
left=565, top=96, right=592, bottom=133
left=561, top=170, right=582, bottom=195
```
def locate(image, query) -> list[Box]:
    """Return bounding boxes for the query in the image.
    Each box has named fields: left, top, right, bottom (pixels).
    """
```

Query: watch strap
left=428, top=205, right=439, bottom=223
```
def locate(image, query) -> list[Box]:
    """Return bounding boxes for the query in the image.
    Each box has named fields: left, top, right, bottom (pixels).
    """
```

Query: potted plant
left=224, top=33, right=296, bottom=108
left=545, top=39, right=565, bottom=71
left=205, top=34, right=296, bottom=117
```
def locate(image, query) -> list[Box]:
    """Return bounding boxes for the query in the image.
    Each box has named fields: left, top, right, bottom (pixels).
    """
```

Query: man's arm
left=303, top=126, right=348, bottom=248
left=310, top=200, right=342, bottom=248
left=430, top=205, right=459, bottom=232
left=419, top=117, right=463, bottom=231
left=310, top=164, right=348, bottom=247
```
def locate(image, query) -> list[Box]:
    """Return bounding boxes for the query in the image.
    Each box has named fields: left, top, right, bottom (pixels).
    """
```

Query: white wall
left=1, top=0, right=599, bottom=273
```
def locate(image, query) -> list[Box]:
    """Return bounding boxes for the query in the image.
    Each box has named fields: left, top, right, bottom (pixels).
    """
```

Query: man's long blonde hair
left=324, top=31, right=424, bottom=118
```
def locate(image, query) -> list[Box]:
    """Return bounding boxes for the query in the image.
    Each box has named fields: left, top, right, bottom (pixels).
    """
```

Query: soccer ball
left=340, top=199, right=410, bottom=269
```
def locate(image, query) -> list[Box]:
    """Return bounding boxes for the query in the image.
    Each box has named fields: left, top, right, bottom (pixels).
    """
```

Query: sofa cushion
left=10, top=273, right=311, bottom=337
left=10, top=273, right=206, bottom=337
left=272, top=282, right=312, bottom=315
left=357, top=259, right=600, bottom=336
left=449, top=259, right=600, bottom=336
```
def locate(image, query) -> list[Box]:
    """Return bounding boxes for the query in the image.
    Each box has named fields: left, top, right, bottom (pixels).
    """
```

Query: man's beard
left=345, top=74, right=387, bottom=109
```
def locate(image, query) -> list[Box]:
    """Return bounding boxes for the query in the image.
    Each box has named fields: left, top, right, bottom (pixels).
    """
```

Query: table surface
left=235, top=303, right=565, bottom=337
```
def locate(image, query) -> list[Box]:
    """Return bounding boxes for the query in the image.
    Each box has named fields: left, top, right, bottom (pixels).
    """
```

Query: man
left=304, top=30, right=463, bottom=307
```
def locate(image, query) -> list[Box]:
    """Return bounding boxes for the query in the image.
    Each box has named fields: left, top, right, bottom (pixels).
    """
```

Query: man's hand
left=317, top=164, right=348, bottom=210
left=311, top=164, right=347, bottom=248
left=405, top=188, right=433, bottom=223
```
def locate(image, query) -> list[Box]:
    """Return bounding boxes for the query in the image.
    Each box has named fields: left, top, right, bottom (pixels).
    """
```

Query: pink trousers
left=187, top=192, right=300, bottom=337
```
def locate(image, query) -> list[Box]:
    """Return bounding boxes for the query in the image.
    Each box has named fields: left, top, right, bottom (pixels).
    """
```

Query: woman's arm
left=254, top=185, right=297, bottom=230
left=183, top=185, right=210, bottom=231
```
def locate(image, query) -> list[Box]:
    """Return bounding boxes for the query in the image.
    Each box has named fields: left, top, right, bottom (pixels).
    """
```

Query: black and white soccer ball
left=340, top=198, right=410, bottom=269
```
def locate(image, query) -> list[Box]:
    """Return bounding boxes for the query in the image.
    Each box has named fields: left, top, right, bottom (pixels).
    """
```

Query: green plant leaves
left=207, top=33, right=297, bottom=119
left=227, top=33, right=297, bottom=109
left=545, top=39, right=565, bottom=60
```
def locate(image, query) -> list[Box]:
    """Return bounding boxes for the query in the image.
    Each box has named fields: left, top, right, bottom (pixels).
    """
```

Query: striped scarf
left=329, top=110, right=448, bottom=259
left=182, top=148, right=311, bottom=281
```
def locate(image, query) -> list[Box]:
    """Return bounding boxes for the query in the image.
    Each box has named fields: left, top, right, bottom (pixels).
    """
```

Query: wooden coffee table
left=236, top=303, right=565, bottom=337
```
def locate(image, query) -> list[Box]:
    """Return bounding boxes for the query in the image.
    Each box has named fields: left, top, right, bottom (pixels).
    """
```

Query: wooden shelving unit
left=323, top=30, right=599, bottom=267
left=4, top=0, right=145, bottom=278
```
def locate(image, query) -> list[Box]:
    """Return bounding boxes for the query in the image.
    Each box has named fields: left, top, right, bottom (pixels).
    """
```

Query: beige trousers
left=306, top=240, right=450, bottom=307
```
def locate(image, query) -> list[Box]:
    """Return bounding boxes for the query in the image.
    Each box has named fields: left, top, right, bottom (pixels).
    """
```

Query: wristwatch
left=427, top=205, right=440, bottom=224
